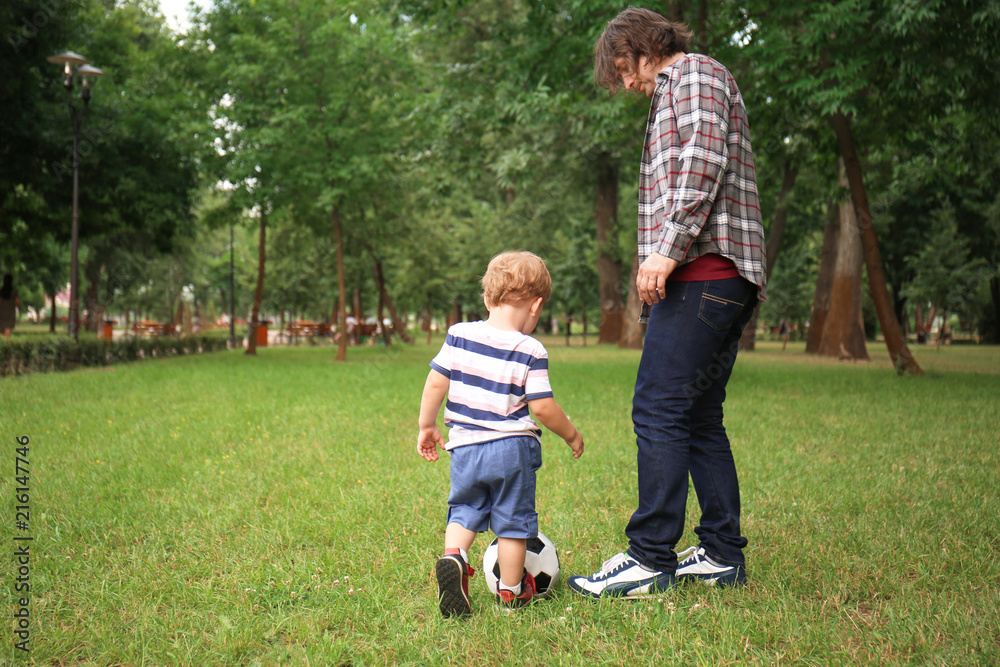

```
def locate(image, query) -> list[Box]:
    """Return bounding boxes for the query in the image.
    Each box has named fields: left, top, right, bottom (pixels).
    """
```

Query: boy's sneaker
left=675, top=546, right=747, bottom=587
left=567, top=552, right=676, bottom=599
left=436, top=550, right=475, bottom=618
left=495, top=571, right=536, bottom=610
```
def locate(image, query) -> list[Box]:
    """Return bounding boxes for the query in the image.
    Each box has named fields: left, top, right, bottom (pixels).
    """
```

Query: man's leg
left=685, top=279, right=756, bottom=566
left=625, top=279, right=753, bottom=573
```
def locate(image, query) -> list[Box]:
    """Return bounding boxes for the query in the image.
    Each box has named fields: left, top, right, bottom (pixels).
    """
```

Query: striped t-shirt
left=429, top=321, right=553, bottom=450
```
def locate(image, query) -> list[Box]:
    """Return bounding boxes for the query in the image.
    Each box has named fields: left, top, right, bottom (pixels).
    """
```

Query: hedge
left=0, top=335, right=230, bottom=377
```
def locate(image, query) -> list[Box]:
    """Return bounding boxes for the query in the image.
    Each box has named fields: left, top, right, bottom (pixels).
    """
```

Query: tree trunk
left=619, top=251, right=645, bottom=349
left=989, top=277, right=1000, bottom=344
left=333, top=204, right=348, bottom=362
left=582, top=307, right=588, bottom=347
left=830, top=110, right=922, bottom=375
left=353, top=288, right=363, bottom=345
left=595, top=152, right=624, bottom=344
left=373, top=263, right=390, bottom=346
left=448, top=302, right=462, bottom=329
left=806, top=202, right=841, bottom=354
left=817, top=162, right=868, bottom=360
left=246, top=210, right=267, bottom=356
left=696, top=0, right=707, bottom=53
left=740, top=160, right=798, bottom=351
left=425, top=292, right=433, bottom=346
left=892, top=289, right=908, bottom=336
left=371, top=259, right=413, bottom=344
left=49, top=292, right=57, bottom=332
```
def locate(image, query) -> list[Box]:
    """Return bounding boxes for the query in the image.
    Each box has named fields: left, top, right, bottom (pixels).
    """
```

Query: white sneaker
left=567, top=552, right=676, bottom=599
left=675, top=546, right=747, bottom=587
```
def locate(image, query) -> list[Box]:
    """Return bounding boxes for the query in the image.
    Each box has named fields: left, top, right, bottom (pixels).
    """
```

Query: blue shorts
left=446, top=436, right=541, bottom=539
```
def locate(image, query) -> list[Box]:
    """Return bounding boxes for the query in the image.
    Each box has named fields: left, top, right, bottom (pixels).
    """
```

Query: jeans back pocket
left=698, top=288, right=748, bottom=331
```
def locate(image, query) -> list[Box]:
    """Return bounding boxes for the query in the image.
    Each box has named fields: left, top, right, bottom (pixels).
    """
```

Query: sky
left=158, top=0, right=212, bottom=32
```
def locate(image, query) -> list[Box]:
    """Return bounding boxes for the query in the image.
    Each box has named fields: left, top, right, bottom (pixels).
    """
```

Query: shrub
left=0, top=335, right=229, bottom=377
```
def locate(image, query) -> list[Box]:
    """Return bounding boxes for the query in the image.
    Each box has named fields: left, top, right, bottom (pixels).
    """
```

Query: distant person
left=416, top=251, right=584, bottom=617
left=568, top=8, right=765, bottom=599
left=0, top=274, right=21, bottom=340
left=346, top=314, right=358, bottom=344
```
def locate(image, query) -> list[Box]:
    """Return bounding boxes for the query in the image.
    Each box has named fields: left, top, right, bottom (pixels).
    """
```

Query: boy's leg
left=445, top=522, right=477, bottom=555
left=496, top=537, right=536, bottom=609
left=438, top=445, right=491, bottom=619
left=485, top=437, right=541, bottom=608
left=496, top=537, right=527, bottom=589
left=437, top=523, right=478, bottom=619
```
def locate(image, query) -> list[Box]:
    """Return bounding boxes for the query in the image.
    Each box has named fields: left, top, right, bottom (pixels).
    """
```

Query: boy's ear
left=529, top=296, right=545, bottom=316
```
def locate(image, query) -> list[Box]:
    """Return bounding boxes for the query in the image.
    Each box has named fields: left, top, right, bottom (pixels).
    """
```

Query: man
left=568, top=7, right=766, bottom=598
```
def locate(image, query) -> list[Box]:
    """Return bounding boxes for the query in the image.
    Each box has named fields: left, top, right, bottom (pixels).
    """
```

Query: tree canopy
left=3, top=0, right=997, bottom=357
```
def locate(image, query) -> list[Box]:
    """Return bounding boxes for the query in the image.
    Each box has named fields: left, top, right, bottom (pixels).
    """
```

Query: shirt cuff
left=655, top=224, right=693, bottom=262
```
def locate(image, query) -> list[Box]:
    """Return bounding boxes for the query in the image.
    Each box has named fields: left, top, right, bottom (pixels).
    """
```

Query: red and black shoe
left=496, top=570, right=536, bottom=610
left=436, top=549, right=475, bottom=618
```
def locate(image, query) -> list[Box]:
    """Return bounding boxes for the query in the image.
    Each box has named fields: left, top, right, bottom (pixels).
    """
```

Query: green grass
left=1, top=338, right=998, bottom=665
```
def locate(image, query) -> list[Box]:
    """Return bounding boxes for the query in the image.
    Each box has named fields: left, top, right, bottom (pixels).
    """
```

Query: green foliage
left=902, top=205, right=993, bottom=321
left=0, top=334, right=229, bottom=377
left=5, top=0, right=1000, bottom=350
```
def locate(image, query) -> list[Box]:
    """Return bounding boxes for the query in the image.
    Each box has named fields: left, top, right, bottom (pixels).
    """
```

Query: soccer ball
left=482, top=532, right=560, bottom=599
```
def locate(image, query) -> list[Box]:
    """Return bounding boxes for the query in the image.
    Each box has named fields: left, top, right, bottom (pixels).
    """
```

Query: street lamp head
left=77, top=64, right=104, bottom=78
left=46, top=51, right=90, bottom=66
left=48, top=51, right=91, bottom=91
left=77, top=64, right=104, bottom=103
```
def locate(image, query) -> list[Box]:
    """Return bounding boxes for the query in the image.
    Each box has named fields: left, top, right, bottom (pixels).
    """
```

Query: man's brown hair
left=594, top=7, right=693, bottom=91
left=481, top=251, right=552, bottom=309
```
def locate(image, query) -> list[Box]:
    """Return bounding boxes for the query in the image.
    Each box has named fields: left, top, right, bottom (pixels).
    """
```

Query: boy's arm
left=528, top=397, right=584, bottom=459
left=416, top=370, right=450, bottom=462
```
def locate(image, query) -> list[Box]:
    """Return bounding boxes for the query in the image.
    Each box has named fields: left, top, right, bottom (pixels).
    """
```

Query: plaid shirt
left=638, top=54, right=766, bottom=320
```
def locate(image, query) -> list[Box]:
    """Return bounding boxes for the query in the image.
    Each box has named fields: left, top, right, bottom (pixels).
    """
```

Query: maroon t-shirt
left=669, top=253, right=739, bottom=282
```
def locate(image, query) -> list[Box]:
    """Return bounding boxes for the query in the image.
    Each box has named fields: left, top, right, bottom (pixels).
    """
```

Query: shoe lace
left=594, top=552, right=631, bottom=577
left=677, top=546, right=704, bottom=567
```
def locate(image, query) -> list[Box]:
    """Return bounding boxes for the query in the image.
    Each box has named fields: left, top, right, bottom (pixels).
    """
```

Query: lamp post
left=47, top=51, right=104, bottom=341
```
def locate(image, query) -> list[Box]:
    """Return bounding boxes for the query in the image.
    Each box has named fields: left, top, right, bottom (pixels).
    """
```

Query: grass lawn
left=1, top=337, right=998, bottom=665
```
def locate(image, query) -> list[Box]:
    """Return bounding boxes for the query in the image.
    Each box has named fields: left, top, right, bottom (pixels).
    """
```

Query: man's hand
left=636, top=252, right=679, bottom=305
left=416, top=426, right=444, bottom=462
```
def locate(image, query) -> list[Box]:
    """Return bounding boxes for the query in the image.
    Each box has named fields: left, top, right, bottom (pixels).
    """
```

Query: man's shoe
left=495, top=571, right=536, bottom=610
left=676, top=546, right=746, bottom=587
left=567, top=552, right=676, bottom=599
left=436, top=550, right=475, bottom=618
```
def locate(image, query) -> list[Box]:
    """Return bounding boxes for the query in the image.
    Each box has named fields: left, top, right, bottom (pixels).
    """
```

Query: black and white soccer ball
left=482, top=532, right=560, bottom=598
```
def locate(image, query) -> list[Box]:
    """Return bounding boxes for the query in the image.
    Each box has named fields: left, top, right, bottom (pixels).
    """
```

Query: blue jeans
left=626, top=277, right=757, bottom=573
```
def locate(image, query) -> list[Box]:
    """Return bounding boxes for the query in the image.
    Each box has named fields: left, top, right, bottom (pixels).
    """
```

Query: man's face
left=614, top=56, right=661, bottom=98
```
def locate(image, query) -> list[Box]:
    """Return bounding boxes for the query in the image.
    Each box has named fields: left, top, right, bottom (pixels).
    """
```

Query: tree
left=2, top=1, right=200, bottom=336
left=903, top=206, right=990, bottom=345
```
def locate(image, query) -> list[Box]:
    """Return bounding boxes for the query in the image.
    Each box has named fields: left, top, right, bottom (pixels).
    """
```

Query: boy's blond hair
left=481, top=251, right=552, bottom=309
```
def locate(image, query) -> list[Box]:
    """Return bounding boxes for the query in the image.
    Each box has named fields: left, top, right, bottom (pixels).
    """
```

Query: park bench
left=285, top=321, right=332, bottom=341
left=132, top=321, right=176, bottom=337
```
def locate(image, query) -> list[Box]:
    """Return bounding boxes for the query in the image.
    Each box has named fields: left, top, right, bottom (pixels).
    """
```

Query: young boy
left=417, top=251, right=584, bottom=617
